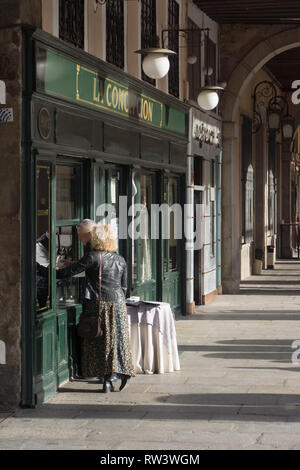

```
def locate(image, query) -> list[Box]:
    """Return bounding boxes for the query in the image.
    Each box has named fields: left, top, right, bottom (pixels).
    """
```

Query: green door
left=161, top=174, right=183, bottom=314
left=34, top=160, right=86, bottom=404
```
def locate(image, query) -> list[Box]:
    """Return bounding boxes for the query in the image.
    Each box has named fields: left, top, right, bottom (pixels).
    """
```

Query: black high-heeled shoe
left=102, top=379, right=115, bottom=393
left=119, top=374, right=130, bottom=391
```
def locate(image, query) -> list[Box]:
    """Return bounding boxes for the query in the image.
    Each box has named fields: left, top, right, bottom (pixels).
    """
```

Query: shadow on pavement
left=10, top=396, right=300, bottom=422
left=178, top=339, right=295, bottom=363
left=184, top=312, right=300, bottom=320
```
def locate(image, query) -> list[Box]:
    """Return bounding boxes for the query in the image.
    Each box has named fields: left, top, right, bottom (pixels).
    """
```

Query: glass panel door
left=36, top=163, right=52, bottom=313
left=56, top=164, right=82, bottom=309
left=94, top=165, right=124, bottom=253
left=55, top=162, right=84, bottom=385
left=131, top=170, right=157, bottom=301
left=161, top=174, right=182, bottom=313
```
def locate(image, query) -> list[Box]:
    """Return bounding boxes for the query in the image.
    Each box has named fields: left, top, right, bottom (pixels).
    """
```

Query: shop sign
left=77, top=64, right=163, bottom=127
left=36, top=46, right=186, bottom=136
left=193, top=118, right=221, bottom=147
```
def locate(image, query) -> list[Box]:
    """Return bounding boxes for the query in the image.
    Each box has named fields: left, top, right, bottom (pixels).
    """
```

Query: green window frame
left=55, top=162, right=84, bottom=309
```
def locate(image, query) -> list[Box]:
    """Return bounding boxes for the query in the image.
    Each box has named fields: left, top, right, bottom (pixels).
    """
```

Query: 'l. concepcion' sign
left=36, top=46, right=186, bottom=136
left=76, top=65, right=162, bottom=127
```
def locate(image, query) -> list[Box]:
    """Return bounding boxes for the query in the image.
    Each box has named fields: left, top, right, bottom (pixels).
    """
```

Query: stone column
left=221, top=122, right=241, bottom=293
left=0, top=0, right=41, bottom=407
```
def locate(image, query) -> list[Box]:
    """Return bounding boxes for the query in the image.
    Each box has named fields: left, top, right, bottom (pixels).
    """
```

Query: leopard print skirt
left=80, top=299, right=135, bottom=378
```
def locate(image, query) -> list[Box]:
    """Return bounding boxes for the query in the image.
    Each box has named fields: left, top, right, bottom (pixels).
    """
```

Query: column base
left=222, top=279, right=240, bottom=294
left=186, top=302, right=195, bottom=314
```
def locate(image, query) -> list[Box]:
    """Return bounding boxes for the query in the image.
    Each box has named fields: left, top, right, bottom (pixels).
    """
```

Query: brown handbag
left=77, top=252, right=104, bottom=339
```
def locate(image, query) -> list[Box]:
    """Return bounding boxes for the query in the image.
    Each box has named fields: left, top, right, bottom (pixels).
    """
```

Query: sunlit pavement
left=1, top=260, right=300, bottom=450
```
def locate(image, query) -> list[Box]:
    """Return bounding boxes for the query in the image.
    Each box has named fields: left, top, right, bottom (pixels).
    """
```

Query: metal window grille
left=59, top=0, right=84, bottom=49
left=168, top=0, right=179, bottom=98
left=106, top=0, right=124, bottom=69
left=205, top=35, right=217, bottom=86
left=141, top=0, right=157, bottom=85
left=241, top=116, right=254, bottom=244
left=268, top=132, right=276, bottom=234
left=187, top=19, right=201, bottom=101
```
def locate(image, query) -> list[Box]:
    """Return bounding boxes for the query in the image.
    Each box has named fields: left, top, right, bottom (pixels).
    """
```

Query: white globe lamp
left=142, top=53, right=170, bottom=80
left=135, top=47, right=176, bottom=80
left=197, top=89, right=219, bottom=111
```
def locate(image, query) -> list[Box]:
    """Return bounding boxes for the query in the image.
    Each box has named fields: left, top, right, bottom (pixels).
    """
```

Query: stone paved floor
left=1, top=260, right=300, bottom=449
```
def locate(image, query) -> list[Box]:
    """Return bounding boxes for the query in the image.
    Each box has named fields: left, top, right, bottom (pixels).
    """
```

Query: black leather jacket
left=57, top=250, right=127, bottom=302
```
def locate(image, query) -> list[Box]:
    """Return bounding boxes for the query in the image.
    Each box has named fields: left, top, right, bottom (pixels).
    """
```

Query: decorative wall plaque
left=38, top=107, right=51, bottom=140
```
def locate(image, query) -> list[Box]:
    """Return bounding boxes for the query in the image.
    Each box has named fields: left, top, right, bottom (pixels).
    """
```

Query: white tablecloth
left=127, top=301, right=181, bottom=374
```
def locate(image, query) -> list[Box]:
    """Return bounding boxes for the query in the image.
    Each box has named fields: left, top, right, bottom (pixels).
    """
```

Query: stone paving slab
left=2, top=261, right=300, bottom=449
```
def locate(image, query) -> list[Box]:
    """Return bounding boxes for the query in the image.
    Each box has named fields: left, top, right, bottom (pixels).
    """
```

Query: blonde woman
left=57, top=223, right=134, bottom=392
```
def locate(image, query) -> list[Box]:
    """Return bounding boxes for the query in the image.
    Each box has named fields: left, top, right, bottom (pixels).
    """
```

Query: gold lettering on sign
left=148, top=102, right=153, bottom=122
left=106, top=83, right=112, bottom=107
left=124, top=91, right=129, bottom=113
left=93, top=77, right=100, bottom=103
left=75, top=64, right=163, bottom=129
left=112, top=86, right=118, bottom=109
left=118, top=89, right=125, bottom=112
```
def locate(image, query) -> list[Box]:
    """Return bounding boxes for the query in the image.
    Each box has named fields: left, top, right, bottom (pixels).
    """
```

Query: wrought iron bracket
left=161, top=26, right=209, bottom=50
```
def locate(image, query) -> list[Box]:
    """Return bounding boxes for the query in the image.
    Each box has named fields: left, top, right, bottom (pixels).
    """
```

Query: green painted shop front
left=21, top=29, right=188, bottom=406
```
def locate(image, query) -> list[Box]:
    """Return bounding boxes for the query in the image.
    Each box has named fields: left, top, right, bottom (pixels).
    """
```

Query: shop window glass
left=56, top=225, right=80, bottom=308
left=211, top=161, right=215, bottom=256
left=36, top=164, right=51, bottom=313
left=164, top=176, right=179, bottom=273
left=140, top=174, right=152, bottom=282
left=131, top=171, right=139, bottom=285
left=56, top=166, right=79, bottom=220
left=105, top=169, right=119, bottom=249
left=169, top=178, right=178, bottom=271
left=95, top=167, right=120, bottom=250
left=131, top=172, right=154, bottom=285
left=163, top=177, right=168, bottom=273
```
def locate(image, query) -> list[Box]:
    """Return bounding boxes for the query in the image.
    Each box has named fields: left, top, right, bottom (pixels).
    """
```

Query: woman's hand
left=56, top=259, right=72, bottom=269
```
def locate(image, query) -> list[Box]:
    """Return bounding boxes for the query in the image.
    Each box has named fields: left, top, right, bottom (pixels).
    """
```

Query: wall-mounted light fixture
left=135, top=27, right=225, bottom=110
left=252, top=80, right=295, bottom=140
left=93, top=0, right=107, bottom=12
left=94, top=0, right=138, bottom=12
left=252, top=80, right=277, bottom=133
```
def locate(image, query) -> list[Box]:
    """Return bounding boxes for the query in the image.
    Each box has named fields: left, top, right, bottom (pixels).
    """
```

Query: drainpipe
left=186, top=108, right=195, bottom=314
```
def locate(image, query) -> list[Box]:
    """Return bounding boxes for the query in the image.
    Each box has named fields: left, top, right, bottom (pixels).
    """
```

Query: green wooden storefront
left=21, top=28, right=188, bottom=407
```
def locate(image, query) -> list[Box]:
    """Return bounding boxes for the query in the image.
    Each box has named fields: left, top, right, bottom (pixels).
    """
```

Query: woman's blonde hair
left=90, top=223, right=117, bottom=252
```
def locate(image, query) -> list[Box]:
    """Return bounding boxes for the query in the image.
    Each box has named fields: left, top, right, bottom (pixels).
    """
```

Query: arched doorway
left=220, top=28, right=300, bottom=293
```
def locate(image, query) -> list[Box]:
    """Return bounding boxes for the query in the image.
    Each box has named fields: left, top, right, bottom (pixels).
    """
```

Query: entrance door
left=34, top=160, right=85, bottom=404
left=161, top=174, right=183, bottom=313
left=194, top=190, right=203, bottom=304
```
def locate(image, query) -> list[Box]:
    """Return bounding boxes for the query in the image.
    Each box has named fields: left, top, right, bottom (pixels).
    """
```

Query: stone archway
left=220, top=28, right=300, bottom=293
